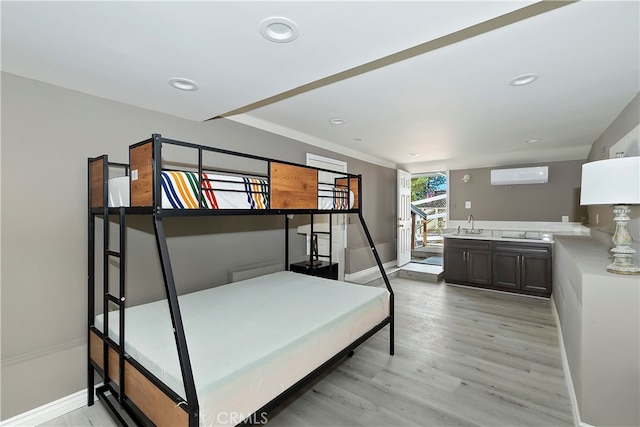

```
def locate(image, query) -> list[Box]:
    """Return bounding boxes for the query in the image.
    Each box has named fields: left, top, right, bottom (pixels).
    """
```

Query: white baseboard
left=344, top=260, right=398, bottom=283
left=1, top=389, right=93, bottom=427
left=551, top=296, right=583, bottom=427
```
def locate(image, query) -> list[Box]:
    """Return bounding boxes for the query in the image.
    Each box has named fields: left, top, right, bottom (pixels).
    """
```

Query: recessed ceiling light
left=509, top=73, right=538, bottom=87
left=525, top=138, right=542, bottom=144
left=259, top=17, right=299, bottom=43
left=408, top=153, right=419, bottom=157
left=168, top=78, right=199, bottom=91
left=329, top=118, right=345, bottom=125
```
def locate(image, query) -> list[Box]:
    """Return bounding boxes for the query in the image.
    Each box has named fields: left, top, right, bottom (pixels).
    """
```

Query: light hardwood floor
left=42, top=278, right=574, bottom=426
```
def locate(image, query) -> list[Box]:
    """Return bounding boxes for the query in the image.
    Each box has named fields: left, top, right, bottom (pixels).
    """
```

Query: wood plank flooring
left=42, top=278, right=573, bottom=426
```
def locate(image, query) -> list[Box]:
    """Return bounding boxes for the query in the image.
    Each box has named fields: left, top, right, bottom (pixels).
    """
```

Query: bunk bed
left=87, top=134, right=394, bottom=427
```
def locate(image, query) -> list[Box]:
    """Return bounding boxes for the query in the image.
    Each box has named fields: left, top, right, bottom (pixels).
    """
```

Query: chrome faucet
left=468, top=214, right=475, bottom=231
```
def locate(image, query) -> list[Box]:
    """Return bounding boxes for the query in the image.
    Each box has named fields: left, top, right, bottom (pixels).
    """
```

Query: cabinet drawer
left=444, top=238, right=492, bottom=250
left=492, top=241, right=551, bottom=255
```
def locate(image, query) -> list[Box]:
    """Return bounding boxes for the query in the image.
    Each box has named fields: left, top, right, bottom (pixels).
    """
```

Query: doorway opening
left=410, top=172, right=447, bottom=264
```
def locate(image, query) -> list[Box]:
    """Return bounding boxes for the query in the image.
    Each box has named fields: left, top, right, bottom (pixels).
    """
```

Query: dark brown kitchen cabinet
left=492, top=251, right=521, bottom=290
left=443, top=245, right=467, bottom=283
left=467, top=250, right=493, bottom=286
left=443, top=239, right=492, bottom=287
left=493, top=241, right=552, bottom=297
left=444, top=237, right=552, bottom=297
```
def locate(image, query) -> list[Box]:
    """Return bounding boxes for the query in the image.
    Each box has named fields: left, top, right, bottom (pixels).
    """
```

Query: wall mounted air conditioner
left=490, top=166, right=548, bottom=185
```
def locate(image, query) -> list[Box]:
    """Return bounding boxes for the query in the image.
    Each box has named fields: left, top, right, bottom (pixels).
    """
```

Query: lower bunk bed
left=89, top=271, right=391, bottom=426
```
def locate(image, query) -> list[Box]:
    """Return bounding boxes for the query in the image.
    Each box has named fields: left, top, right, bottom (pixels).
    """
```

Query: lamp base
left=606, top=263, right=640, bottom=275
left=606, top=246, right=640, bottom=275
left=606, top=205, right=640, bottom=275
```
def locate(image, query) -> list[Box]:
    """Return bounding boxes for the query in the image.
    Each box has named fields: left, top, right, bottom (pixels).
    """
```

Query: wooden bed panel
left=270, top=163, right=318, bottom=209
left=130, top=142, right=153, bottom=207
left=89, top=331, right=119, bottom=382
left=335, top=177, right=359, bottom=209
left=107, top=347, right=119, bottom=385
left=90, top=330, right=187, bottom=426
left=123, top=360, right=188, bottom=427
left=89, top=330, right=103, bottom=368
left=89, top=158, right=105, bottom=208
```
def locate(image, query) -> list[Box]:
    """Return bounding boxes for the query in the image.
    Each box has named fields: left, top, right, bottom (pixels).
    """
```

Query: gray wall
left=449, top=159, right=586, bottom=222
left=0, top=73, right=396, bottom=419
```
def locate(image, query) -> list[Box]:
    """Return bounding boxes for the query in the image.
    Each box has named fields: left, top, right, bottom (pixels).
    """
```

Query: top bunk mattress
left=108, top=172, right=354, bottom=210
left=94, top=271, right=388, bottom=425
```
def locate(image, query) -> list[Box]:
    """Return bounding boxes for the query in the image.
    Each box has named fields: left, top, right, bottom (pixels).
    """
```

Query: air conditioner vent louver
left=490, top=166, right=548, bottom=185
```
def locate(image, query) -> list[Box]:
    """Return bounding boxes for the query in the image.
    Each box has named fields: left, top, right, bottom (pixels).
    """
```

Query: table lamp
left=580, top=156, right=640, bottom=275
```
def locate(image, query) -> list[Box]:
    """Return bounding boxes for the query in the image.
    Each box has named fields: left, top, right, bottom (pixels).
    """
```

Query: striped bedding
left=108, top=171, right=354, bottom=210
left=318, top=184, right=352, bottom=210
left=161, top=171, right=268, bottom=210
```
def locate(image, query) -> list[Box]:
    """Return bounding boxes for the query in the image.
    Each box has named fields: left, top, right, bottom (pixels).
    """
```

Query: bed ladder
left=100, top=205, right=127, bottom=405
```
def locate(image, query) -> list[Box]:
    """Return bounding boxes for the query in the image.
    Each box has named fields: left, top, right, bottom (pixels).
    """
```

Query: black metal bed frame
left=87, top=134, right=394, bottom=426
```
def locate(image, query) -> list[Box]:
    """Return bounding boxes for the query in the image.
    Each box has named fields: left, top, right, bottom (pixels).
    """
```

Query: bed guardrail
left=128, top=134, right=360, bottom=212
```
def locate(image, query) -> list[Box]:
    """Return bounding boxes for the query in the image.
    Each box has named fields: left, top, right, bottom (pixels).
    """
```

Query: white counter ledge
left=443, top=230, right=554, bottom=244
left=442, top=221, right=591, bottom=244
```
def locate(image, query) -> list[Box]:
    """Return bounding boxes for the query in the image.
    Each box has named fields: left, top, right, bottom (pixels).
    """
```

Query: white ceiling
left=2, top=1, right=639, bottom=172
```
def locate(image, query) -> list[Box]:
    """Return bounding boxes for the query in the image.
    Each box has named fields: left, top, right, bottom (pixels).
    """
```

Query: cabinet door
left=493, top=252, right=520, bottom=290
left=521, top=254, right=552, bottom=295
left=467, top=250, right=492, bottom=286
left=444, top=246, right=467, bottom=283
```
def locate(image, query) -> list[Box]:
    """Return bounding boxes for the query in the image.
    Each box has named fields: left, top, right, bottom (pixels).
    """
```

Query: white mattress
left=108, top=176, right=130, bottom=207
left=95, top=271, right=389, bottom=426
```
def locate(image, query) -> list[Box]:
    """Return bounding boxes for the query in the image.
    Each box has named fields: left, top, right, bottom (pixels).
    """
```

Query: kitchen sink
left=461, top=228, right=484, bottom=235
left=501, top=235, right=544, bottom=240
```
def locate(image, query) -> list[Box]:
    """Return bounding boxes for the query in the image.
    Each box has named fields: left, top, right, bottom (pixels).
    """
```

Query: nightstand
left=289, top=261, right=338, bottom=280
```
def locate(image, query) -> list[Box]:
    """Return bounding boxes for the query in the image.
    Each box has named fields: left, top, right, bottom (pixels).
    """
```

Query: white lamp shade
left=580, top=157, right=640, bottom=205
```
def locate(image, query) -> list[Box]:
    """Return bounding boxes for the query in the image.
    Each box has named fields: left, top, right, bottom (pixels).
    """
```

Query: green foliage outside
left=411, top=177, right=429, bottom=201
left=411, top=175, right=446, bottom=201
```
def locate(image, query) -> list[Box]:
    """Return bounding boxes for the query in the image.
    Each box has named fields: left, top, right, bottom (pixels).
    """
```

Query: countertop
left=443, top=229, right=554, bottom=244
